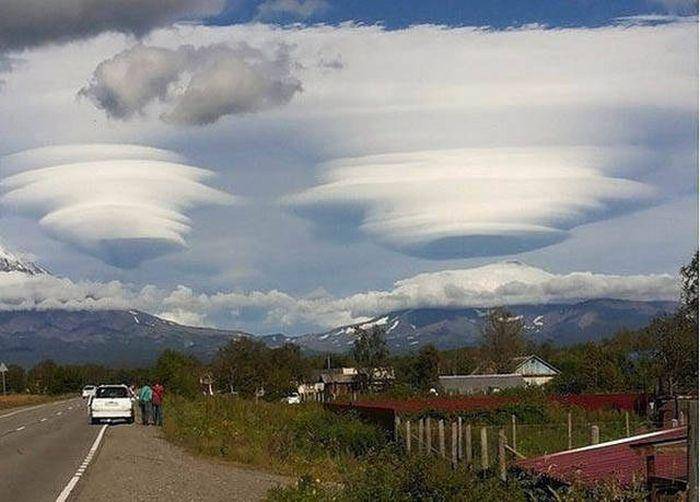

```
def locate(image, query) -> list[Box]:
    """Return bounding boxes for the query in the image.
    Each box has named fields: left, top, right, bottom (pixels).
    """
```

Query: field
left=0, top=393, right=64, bottom=412
left=163, top=395, right=387, bottom=481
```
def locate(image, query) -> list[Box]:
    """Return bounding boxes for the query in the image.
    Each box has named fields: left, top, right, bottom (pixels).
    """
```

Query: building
left=439, top=374, right=526, bottom=395
left=511, top=355, right=560, bottom=386
left=317, top=366, right=396, bottom=400
left=517, top=427, right=688, bottom=497
left=439, top=354, right=559, bottom=394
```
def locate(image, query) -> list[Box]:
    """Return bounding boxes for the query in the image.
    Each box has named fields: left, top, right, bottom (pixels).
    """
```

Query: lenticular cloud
left=287, top=147, right=655, bottom=259
left=0, top=144, right=235, bottom=268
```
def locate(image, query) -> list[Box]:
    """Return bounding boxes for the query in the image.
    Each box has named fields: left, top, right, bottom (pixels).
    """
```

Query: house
left=471, top=354, right=560, bottom=387
left=439, top=374, right=526, bottom=395
left=317, top=366, right=396, bottom=400
left=511, top=355, right=560, bottom=386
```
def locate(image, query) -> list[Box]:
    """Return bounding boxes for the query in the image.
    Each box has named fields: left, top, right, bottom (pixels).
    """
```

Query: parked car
left=81, top=385, right=97, bottom=399
left=89, top=384, right=134, bottom=424
left=282, top=392, right=301, bottom=404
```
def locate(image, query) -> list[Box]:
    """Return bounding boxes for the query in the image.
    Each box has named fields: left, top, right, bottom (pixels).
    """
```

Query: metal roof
left=439, top=374, right=526, bottom=393
left=517, top=427, right=687, bottom=487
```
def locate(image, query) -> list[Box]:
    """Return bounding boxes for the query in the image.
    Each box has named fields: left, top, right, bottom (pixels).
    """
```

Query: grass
left=0, top=393, right=65, bottom=411
left=163, top=395, right=387, bottom=480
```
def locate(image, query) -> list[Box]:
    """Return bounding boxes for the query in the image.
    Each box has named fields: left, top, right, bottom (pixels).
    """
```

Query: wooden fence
left=394, top=411, right=639, bottom=481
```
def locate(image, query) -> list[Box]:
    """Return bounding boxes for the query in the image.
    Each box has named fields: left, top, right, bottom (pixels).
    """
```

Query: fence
left=394, top=411, right=647, bottom=480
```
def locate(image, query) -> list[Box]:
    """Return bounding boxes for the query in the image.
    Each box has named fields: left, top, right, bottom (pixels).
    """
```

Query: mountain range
left=0, top=244, right=677, bottom=366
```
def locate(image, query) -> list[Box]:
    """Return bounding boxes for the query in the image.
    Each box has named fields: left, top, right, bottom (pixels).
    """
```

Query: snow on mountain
left=0, top=244, right=49, bottom=275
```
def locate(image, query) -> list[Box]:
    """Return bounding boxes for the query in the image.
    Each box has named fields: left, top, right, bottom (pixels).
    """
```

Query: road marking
left=55, top=424, right=108, bottom=502
left=56, top=411, right=62, bottom=416
left=15, top=426, right=25, bottom=431
left=40, top=418, right=47, bottom=422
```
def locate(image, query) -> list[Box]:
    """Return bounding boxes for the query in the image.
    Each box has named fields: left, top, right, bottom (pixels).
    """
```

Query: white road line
left=55, top=424, right=108, bottom=502
left=56, top=411, right=62, bottom=416
left=40, top=418, right=48, bottom=422
left=15, top=426, right=25, bottom=431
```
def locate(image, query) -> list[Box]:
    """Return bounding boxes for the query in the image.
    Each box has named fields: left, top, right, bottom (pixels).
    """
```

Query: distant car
left=282, top=393, right=301, bottom=404
left=89, top=385, right=134, bottom=424
left=81, top=385, right=97, bottom=399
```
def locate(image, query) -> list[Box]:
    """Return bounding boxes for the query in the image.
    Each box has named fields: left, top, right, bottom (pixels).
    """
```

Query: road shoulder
left=74, top=424, right=291, bottom=502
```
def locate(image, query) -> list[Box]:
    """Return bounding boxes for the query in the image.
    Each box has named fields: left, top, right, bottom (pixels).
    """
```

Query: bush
left=268, top=448, right=526, bottom=502
left=163, top=395, right=386, bottom=479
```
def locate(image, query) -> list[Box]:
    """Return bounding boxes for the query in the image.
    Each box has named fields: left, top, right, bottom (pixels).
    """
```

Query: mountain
left=288, top=299, right=677, bottom=353
left=0, top=309, right=249, bottom=367
left=0, top=244, right=49, bottom=275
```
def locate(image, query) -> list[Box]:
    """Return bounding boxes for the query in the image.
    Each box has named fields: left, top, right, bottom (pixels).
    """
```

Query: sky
left=0, top=0, right=696, bottom=335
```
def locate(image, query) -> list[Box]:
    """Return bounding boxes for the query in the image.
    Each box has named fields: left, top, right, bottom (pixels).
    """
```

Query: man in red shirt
left=152, top=382, right=165, bottom=426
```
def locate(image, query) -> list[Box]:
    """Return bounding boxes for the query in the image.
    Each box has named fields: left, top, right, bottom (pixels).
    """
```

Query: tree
left=6, top=364, right=26, bottom=393
left=213, top=338, right=271, bottom=397
left=680, top=251, right=698, bottom=323
left=152, top=350, right=201, bottom=398
left=402, top=344, right=441, bottom=391
left=352, top=326, right=389, bottom=370
left=353, top=326, right=389, bottom=390
left=479, top=307, right=525, bottom=372
left=647, top=313, right=697, bottom=394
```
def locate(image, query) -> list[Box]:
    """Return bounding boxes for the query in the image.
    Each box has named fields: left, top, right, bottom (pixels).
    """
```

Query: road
left=0, top=397, right=99, bottom=502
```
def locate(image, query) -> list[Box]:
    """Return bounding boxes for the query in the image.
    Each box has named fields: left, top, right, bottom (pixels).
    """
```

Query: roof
left=320, top=373, right=356, bottom=384
left=472, top=354, right=559, bottom=376
left=517, top=427, right=687, bottom=487
left=511, top=354, right=560, bottom=376
left=439, top=374, right=526, bottom=392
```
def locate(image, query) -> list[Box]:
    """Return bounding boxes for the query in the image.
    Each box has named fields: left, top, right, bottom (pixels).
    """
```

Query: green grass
left=163, top=395, right=386, bottom=480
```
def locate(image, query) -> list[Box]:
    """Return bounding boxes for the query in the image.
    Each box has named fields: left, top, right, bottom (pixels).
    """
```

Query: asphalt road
left=0, top=397, right=99, bottom=502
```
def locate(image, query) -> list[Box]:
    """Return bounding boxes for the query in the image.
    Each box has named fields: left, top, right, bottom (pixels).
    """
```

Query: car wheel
left=127, top=414, right=134, bottom=424
left=90, top=416, right=99, bottom=425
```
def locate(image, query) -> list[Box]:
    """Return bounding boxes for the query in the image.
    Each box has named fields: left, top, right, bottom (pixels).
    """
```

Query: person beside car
left=151, top=382, right=164, bottom=426
left=137, top=383, right=153, bottom=425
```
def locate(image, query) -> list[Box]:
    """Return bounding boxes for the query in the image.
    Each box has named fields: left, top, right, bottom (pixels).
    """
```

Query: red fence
left=334, top=393, right=647, bottom=414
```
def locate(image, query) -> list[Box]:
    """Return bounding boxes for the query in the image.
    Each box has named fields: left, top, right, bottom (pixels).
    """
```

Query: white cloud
left=287, top=147, right=655, bottom=259
left=80, top=42, right=303, bottom=125
left=0, top=261, right=677, bottom=332
left=256, top=0, right=329, bottom=19
left=0, top=144, right=235, bottom=267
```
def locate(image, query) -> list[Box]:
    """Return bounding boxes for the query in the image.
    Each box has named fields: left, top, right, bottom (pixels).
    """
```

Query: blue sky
left=212, top=0, right=698, bottom=28
left=0, top=0, right=696, bottom=334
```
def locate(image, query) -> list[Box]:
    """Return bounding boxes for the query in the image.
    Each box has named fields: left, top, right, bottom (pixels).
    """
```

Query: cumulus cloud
left=256, top=0, right=329, bottom=19
left=0, top=261, right=678, bottom=332
left=0, top=0, right=224, bottom=55
left=0, top=144, right=235, bottom=268
left=287, top=147, right=656, bottom=259
left=79, top=42, right=302, bottom=125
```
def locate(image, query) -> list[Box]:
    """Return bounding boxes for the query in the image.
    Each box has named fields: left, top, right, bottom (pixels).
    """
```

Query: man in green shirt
left=138, top=383, right=153, bottom=425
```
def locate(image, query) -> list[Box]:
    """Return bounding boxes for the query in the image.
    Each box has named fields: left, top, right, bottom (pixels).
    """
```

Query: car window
left=95, top=387, right=128, bottom=398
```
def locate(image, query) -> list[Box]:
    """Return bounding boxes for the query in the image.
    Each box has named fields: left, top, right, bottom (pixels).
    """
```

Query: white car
left=283, top=393, right=301, bottom=404
left=89, top=385, right=134, bottom=424
left=81, top=385, right=96, bottom=399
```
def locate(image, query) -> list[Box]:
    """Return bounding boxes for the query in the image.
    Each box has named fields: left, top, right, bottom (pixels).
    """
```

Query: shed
left=516, top=427, right=687, bottom=488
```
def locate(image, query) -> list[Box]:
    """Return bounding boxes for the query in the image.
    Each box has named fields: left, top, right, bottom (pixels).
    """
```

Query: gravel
left=73, top=423, right=291, bottom=502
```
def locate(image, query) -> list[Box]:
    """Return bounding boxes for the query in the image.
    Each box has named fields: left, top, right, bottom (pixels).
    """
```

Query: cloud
left=286, top=147, right=656, bottom=259
left=79, top=42, right=303, bottom=125
left=0, top=261, right=678, bottom=333
left=256, top=0, right=329, bottom=19
left=0, top=0, right=224, bottom=55
left=0, top=144, right=235, bottom=268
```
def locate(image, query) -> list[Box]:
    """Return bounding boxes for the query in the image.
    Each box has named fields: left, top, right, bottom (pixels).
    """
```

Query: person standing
left=152, top=382, right=164, bottom=426
left=138, top=383, right=153, bottom=425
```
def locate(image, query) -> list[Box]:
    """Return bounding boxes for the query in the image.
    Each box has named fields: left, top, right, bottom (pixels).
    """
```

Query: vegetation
left=479, top=307, right=526, bottom=372
left=0, top=393, right=62, bottom=411
left=163, top=395, right=386, bottom=480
